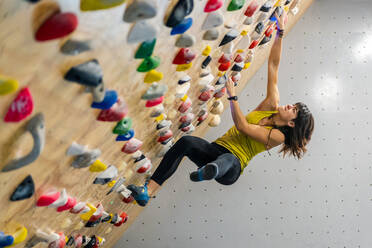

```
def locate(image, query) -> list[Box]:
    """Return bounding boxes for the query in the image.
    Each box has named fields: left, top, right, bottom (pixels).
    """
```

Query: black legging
left=151, top=136, right=241, bottom=186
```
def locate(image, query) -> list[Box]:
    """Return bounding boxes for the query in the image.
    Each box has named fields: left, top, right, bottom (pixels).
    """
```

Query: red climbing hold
left=36, top=190, right=60, bottom=207
left=218, top=62, right=231, bottom=71
left=178, top=99, right=192, bottom=113
left=249, top=40, right=259, bottom=49
left=218, top=54, right=232, bottom=63
left=35, top=12, right=78, bottom=41
left=214, top=87, right=226, bottom=98
left=204, top=0, right=223, bottom=12
left=244, top=0, right=259, bottom=17
left=234, top=54, right=244, bottom=63
left=265, top=23, right=275, bottom=37
left=157, top=130, right=173, bottom=143
left=136, top=160, right=151, bottom=174
left=172, top=48, right=196, bottom=65
left=57, top=197, right=76, bottom=212
left=114, top=212, right=128, bottom=227
left=97, top=98, right=128, bottom=122
left=145, top=96, right=164, bottom=107
left=4, top=87, right=34, bottom=122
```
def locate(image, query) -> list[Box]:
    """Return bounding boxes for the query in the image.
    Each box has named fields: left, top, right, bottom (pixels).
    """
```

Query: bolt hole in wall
left=117, top=0, right=372, bottom=247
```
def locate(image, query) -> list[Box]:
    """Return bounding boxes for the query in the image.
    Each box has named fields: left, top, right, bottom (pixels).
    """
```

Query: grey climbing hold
left=24, top=235, right=48, bottom=248
left=202, top=29, right=219, bottom=41
left=255, top=22, right=264, bottom=34
left=141, top=83, right=168, bottom=100
left=175, top=33, right=196, bottom=48
left=60, top=39, right=91, bottom=55
left=201, top=12, right=224, bottom=30
left=127, top=21, right=157, bottom=44
left=93, top=165, right=118, bottom=185
left=243, top=16, right=253, bottom=25
left=123, top=0, right=157, bottom=23
left=156, top=120, right=172, bottom=130
left=216, top=74, right=228, bottom=85
left=66, top=142, right=87, bottom=156
left=71, top=149, right=101, bottom=168
left=260, top=0, right=272, bottom=12
left=86, top=82, right=105, bottom=102
left=257, top=12, right=268, bottom=22
left=106, top=177, right=126, bottom=195
left=2, top=113, right=45, bottom=172
left=10, top=175, right=35, bottom=201
left=64, top=59, right=103, bottom=87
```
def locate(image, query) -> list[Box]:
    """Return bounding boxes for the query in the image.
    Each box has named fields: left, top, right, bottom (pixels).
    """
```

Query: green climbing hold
left=227, top=0, right=245, bottom=11
left=137, top=56, right=161, bottom=72
left=135, top=39, right=156, bottom=59
left=113, top=117, right=132, bottom=135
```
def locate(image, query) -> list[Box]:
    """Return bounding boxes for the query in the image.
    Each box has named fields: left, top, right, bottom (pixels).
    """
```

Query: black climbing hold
left=64, top=59, right=103, bottom=87
left=85, top=219, right=101, bottom=228
left=134, top=154, right=146, bottom=163
left=84, top=235, right=97, bottom=248
left=101, top=215, right=111, bottom=223
left=218, top=29, right=239, bottom=46
left=110, top=213, right=119, bottom=224
left=165, top=0, right=194, bottom=27
left=61, top=40, right=91, bottom=56
left=10, top=175, right=35, bottom=201
left=66, top=236, right=75, bottom=246
left=255, top=22, right=264, bottom=34
left=259, top=34, right=272, bottom=46
left=179, top=122, right=191, bottom=129
left=202, top=56, right=212, bottom=69
left=216, top=74, right=227, bottom=85
left=231, top=62, right=244, bottom=72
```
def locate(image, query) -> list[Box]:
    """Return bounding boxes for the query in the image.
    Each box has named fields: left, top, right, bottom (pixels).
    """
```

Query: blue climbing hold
left=115, top=129, right=135, bottom=141
left=91, top=90, right=118, bottom=109
left=0, top=232, right=14, bottom=247
left=170, top=18, right=193, bottom=35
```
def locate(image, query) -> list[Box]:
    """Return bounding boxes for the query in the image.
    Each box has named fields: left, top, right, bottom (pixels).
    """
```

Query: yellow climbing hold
left=144, top=70, right=163, bottom=83
left=176, top=63, right=192, bottom=71
left=6, top=226, right=27, bottom=247
left=89, top=160, right=107, bottom=172
left=244, top=62, right=251, bottom=69
left=274, top=0, right=281, bottom=7
left=240, top=30, right=248, bottom=36
left=218, top=71, right=225, bottom=77
left=237, top=49, right=244, bottom=53
left=80, top=203, right=96, bottom=221
left=202, top=46, right=211, bottom=56
left=80, top=0, right=126, bottom=11
left=181, top=94, right=188, bottom=102
left=107, top=180, right=116, bottom=187
left=155, top=113, right=165, bottom=122
left=0, top=76, right=19, bottom=95
left=284, top=5, right=289, bottom=12
left=104, top=214, right=113, bottom=223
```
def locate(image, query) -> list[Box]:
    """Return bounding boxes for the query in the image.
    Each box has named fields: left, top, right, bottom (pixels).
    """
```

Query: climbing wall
left=0, top=0, right=312, bottom=247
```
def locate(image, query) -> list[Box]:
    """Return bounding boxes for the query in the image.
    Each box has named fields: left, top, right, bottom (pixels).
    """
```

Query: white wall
left=115, top=0, right=372, bottom=247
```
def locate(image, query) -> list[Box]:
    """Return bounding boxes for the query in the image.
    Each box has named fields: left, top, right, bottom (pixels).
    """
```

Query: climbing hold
left=265, top=23, right=275, bottom=37
left=204, top=0, right=223, bottom=12
left=200, top=68, right=211, bottom=78
left=214, top=87, right=226, bottom=98
left=257, top=12, right=268, bottom=22
left=9, top=226, right=28, bottom=247
left=113, top=117, right=133, bottom=135
left=71, top=149, right=101, bottom=168
left=86, top=81, right=105, bottom=102
left=176, top=63, right=192, bottom=71
left=57, top=196, right=77, bottom=212
left=179, top=113, right=195, bottom=123
left=137, top=56, right=161, bottom=72
left=243, top=16, right=253, bottom=25
left=198, top=74, right=214, bottom=86
left=270, top=6, right=283, bottom=21
left=260, top=0, right=272, bottom=12
left=106, top=177, right=126, bottom=195
left=179, top=121, right=191, bottom=130
left=114, top=212, right=128, bottom=226
left=4, top=87, right=33, bottom=123
left=145, top=96, right=164, bottom=107
left=121, top=138, right=143, bottom=154
left=91, top=90, right=118, bottom=109
left=209, top=114, right=221, bottom=126
left=150, top=104, right=164, bottom=117
left=136, top=159, right=152, bottom=174
left=127, top=21, right=157, bottom=44
left=144, top=70, right=163, bottom=83
left=219, top=29, right=239, bottom=46
left=227, top=0, right=245, bottom=11
left=66, top=143, right=88, bottom=156
left=80, top=0, right=125, bottom=11
left=2, top=113, right=45, bottom=172
left=246, top=51, right=254, bottom=62
left=216, top=74, right=228, bottom=85
left=244, top=0, right=258, bottom=16
left=171, top=17, right=193, bottom=35
left=244, top=62, right=251, bottom=69
left=255, top=22, right=264, bottom=34
left=178, top=75, right=191, bottom=84
left=259, top=34, right=272, bottom=46
left=156, top=120, right=172, bottom=130
left=237, top=33, right=251, bottom=50
left=60, top=39, right=91, bottom=55
left=197, top=110, right=208, bottom=125
left=199, top=87, right=214, bottom=101
left=88, top=204, right=104, bottom=223
left=48, top=189, right=68, bottom=208
left=158, top=129, right=173, bottom=143
left=175, top=82, right=190, bottom=98
left=202, top=46, right=211, bottom=56
left=36, top=190, right=60, bottom=207
left=201, top=56, right=212, bottom=69
left=141, top=83, right=168, bottom=100
left=157, top=141, right=173, bottom=157
left=135, top=39, right=156, bottom=59
left=221, top=42, right=234, bottom=54
left=10, top=175, right=35, bottom=201
left=172, top=48, right=196, bottom=65
left=218, top=62, right=231, bottom=71
left=0, top=233, right=13, bottom=247
left=164, top=0, right=194, bottom=27
left=0, top=76, right=18, bottom=95
left=70, top=202, right=87, bottom=214
left=123, top=0, right=157, bottom=23
left=202, top=29, right=219, bottom=40
left=249, top=40, right=259, bottom=49
left=80, top=203, right=97, bottom=221
left=97, top=98, right=128, bottom=122
left=234, top=54, right=244, bottom=63
left=35, top=12, right=78, bottom=41
left=65, top=59, right=103, bottom=87
left=201, top=12, right=224, bottom=30
left=175, top=33, right=196, bottom=48
left=89, top=160, right=107, bottom=172
left=231, top=62, right=244, bottom=71
left=181, top=123, right=194, bottom=133
left=231, top=72, right=241, bottom=82
left=116, top=129, right=135, bottom=141
left=178, top=98, right=192, bottom=113
left=93, top=165, right=118, bottom=185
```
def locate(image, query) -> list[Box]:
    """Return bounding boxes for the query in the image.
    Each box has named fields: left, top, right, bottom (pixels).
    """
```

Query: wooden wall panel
left=0, top=0, right=313, bottom=247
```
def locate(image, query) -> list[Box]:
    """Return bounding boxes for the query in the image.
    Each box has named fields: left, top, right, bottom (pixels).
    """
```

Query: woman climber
left=128, top=11, right=314, bottom=206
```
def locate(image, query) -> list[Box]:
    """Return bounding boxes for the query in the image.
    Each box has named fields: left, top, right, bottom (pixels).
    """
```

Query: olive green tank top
left=214, top=110, right=277, bottom=173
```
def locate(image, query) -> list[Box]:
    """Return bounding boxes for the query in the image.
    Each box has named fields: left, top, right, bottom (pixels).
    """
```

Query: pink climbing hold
left=179, top=113, right=195, bottom=123
left=204, top=0, right=223, bottom=12
left=199, top=90, right=213, bottom=102
left=4, top=87, right=34, bottom=122
left=178, top=98, right=192, bottom=113
left=97, top=98, right=128, bottom=122
left=121, top=138, right=143, bottom=154
left=145, top=96, right=164, bottom=107
left=36, top=190, right=60, bottom=207
left=35, top=12, right=78, bottom=41
left=57, top=197, right=76, bottom=212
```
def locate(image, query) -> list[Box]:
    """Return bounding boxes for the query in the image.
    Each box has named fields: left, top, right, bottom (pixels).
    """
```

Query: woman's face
left=278, top=104, right=298, bottom=124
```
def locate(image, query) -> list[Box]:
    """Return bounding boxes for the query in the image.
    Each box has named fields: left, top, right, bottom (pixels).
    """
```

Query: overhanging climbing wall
left=0, top=0, right=312, bottom=247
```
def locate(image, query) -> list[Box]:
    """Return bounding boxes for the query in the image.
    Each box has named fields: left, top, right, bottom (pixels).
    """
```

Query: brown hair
left=276, top=102, right=314, bottom=159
